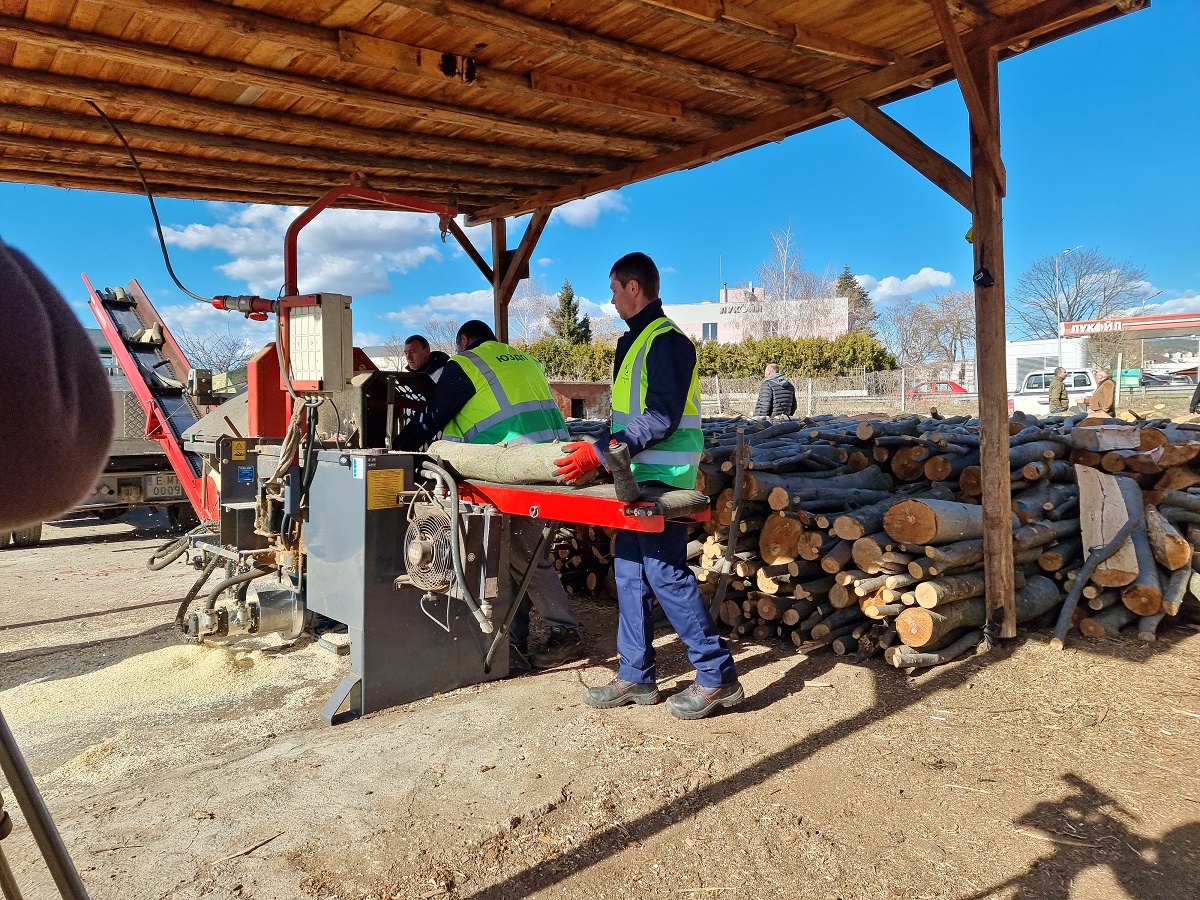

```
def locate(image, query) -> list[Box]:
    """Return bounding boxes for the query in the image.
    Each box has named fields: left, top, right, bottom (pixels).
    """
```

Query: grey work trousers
left=506, top=516, right=581, bottom=647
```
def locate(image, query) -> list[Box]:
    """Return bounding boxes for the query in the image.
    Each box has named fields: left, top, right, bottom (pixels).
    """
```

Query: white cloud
left=577, top=294, right=618, bottom=321
left=382, top=289, right=495, bottom=329
left=157, top=299, right=274, bottom=354
left=162, top=205, right=443, bottom=298
left=553, top=191, right=628, bottom=227
left=859, top=267, right=954, bottom=303
left=537, top=257, right=553, bottom=267
left=354, top=331, right=384, bottom=348
left=1147, top=290, right=1200, bottom=315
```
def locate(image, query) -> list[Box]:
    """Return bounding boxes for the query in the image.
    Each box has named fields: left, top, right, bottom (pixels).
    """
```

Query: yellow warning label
left=231, top=440, right=247, bottom=461
left=366, top=468, right=405, bottom=510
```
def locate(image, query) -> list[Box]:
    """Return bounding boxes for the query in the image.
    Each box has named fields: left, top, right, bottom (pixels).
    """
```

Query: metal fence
left=700, top=361, right=981, bottom=418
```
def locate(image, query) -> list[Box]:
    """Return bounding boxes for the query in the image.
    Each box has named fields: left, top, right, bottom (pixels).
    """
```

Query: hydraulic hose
left=174, top=554, right=222, bottom=643
left=419, top=461, right=493, bottom=634
left=147, top=519, right=215, bottom=571
left=204, top=566, right=276, bottom=613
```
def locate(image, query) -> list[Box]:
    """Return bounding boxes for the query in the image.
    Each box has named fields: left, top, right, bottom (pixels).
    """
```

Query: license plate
left=144, top=473, right=184, bottom=499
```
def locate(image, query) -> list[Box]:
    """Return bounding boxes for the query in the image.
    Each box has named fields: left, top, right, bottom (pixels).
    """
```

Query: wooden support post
left=491, top=218, right=507, bottom=342
left=967, top=45, right=1015, bottom=638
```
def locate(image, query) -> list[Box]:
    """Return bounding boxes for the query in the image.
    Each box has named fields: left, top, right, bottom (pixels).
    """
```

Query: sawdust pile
left=4, top=636, right=344, bottom=789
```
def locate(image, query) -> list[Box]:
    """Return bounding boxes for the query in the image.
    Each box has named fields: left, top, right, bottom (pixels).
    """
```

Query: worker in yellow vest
left=398, top=320, right=585, bottom=672
left=556, top=253, right=742, bottom=720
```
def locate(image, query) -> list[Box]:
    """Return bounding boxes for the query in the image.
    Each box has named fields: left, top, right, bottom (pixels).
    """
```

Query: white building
left=1005, top=337, right=1089, bottom=393
left=664, top=285, right=850, bottom=343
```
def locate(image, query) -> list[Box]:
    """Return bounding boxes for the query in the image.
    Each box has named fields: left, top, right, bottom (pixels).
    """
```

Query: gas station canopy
left=1064, top=311, right=1200, bottom=341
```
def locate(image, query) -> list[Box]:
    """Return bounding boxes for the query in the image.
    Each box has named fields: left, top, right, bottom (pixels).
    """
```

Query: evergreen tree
left=548, top=278, right=590, bottom=344
left=835, top=265, right=877, bottom=335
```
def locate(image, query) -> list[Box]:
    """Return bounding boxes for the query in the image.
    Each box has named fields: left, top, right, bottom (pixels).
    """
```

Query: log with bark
left=895, top=575, right=1060, bottom=648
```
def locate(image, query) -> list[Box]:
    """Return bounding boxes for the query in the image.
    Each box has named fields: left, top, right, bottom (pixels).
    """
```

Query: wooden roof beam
left=468, top=0, right=1125, bottom=222
left=928, top=0, right=1006, bottom=194
left=385, top=0, right=808, bottom=104
left=445, top=219, right=492, bottom=284
left=836, top=99, right=972, bottom=210
left=496, top=208, right=553, bottom=314
left=0, top=103, right=567, bottom=199
left=339, top=30, right=737, bottom=130
left=0, top=135, right=525, bottom=202
left=0, top=15, right=670, bottom=162
left=0, top=67, right=589, bottom=186
left=98, top=0, right=732, bottom=133
left=636, top=1, right=896, bottom=67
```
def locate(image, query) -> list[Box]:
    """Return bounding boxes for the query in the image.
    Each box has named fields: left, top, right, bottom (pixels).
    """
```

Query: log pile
left=557, top=413, right=1200, bottom=668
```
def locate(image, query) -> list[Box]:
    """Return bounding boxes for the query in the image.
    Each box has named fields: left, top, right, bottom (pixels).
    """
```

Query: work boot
left=582, top=677, right=660, bottom=709
left=665, top=681, right=745, bottom=720
left=508, top=642, right=531, bottom=676
left=528, top=628, right=585, bottom=670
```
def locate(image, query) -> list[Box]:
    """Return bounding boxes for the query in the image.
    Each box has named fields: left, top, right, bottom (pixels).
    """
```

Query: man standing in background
left=1048, top=366, right=1069, bottom=414
left=754, top=363, right=797, bottom=417
left=403, top=334, right=449, bottom=382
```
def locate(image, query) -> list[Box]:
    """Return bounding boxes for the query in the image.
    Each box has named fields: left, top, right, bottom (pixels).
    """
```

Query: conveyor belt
left=84, top=274, right=217, bottom=520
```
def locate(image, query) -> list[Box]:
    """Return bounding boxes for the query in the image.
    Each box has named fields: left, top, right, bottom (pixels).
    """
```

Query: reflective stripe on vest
left=611, top=317, right=702, bottom=488
left=442, top=342, right=569, bottom=445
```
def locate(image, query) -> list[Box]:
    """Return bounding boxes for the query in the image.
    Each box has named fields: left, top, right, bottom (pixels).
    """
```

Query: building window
left=702, top=322, right=718, bottom=341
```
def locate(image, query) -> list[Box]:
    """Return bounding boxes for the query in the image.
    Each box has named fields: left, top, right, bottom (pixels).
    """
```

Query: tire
left=95, top=507, right=127, bottom=521
left=11, top=523, right=43, bottom=547
left=168, top=505, right=199, bottom=532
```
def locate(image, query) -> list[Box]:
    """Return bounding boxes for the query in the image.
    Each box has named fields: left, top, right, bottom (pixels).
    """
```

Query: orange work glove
left=554, top=440, right=603, bottom=484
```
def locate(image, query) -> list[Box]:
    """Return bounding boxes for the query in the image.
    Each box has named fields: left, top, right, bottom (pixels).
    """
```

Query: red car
left=906, top=380, right=968, bottom=397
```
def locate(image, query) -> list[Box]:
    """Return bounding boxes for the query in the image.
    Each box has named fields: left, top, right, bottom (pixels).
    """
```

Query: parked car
left=1008, top=369, right=1095, bottom=415
left=1141, top=372, right=1169, bottom=386
left=904, top=380, right=967, bottom=397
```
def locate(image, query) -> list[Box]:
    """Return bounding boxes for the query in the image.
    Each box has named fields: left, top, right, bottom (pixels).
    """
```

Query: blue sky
left=1, top=2, right=1196, bottom=353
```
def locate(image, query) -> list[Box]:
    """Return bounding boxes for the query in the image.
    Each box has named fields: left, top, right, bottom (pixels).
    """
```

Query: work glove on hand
left=554, top=440, right=603, bottom=484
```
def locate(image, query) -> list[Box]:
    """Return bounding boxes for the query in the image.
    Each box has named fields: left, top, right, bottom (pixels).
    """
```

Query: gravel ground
left=2, top=510, right=1198, bottom=900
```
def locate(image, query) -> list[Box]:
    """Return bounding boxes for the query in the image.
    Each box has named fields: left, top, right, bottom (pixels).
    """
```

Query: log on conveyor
left=428, top=439, right=587, bottom=485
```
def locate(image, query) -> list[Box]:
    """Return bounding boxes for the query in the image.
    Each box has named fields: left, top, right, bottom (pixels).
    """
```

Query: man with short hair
left=1084, top=369, right=1116, bottom=417
left=1048, top=366, right=1069, bottom=414
left=754, top=362, right=797, bottom=417
left=403, top=333, right=449, bottom=381
left=396, top=320, right=585, bottom=671
left=557, top=252, right=742, bottom=720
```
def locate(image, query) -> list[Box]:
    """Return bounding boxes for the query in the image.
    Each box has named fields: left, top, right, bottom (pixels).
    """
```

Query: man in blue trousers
left=555, top=252, right=742, bottom=720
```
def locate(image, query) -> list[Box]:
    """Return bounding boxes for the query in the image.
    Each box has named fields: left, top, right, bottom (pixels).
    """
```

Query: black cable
left=87, top=101, right=210, bottom=304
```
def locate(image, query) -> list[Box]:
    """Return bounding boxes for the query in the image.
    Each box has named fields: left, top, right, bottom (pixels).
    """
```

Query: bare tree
left=876, top=301, right=943, bottom=366
left=1007, top=247, right=1148, bottom=339
left=589, top=314, right=624, bottom=345
left=928, top=289, right=976, bottom=381
left=422, top=315, right=461, bottom=354
left=380, top=332, right=408, bottom=369
left=509, top=275, right=554, bottom=342
left=176, top=325, right=261, bottom=375
left=754, top=225, right=834, bottom=338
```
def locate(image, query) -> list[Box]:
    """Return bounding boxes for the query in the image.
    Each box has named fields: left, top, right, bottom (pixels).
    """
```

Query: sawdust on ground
left=2, top=512, right=1199, bottom=900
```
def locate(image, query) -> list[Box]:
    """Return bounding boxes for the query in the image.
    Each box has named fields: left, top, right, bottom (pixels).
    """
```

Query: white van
left=1008, top=369, right=1095, bottom=415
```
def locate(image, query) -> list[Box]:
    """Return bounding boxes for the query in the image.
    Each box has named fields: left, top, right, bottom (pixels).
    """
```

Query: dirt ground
left=2, top=510, right=1199, bottom=900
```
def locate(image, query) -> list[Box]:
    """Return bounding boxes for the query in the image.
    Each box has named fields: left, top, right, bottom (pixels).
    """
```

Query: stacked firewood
left=561, top=414, right=1200, bottom=668
left=549, top=524, right=617, bottom=599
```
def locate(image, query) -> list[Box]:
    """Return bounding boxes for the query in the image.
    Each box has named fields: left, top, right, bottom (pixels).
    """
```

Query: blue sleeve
left=617, top=330, right=695, bottom=459
left=396, top=360, right=475, bottom=450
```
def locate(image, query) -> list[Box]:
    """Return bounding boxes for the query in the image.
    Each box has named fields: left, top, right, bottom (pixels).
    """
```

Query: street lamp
left=1139, top=289, right=1162, bottom=373
left=1054, top=245, right=1082, bottom=367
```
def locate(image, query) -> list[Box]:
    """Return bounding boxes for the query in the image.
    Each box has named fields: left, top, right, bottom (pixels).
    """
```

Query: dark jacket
left=607, top=300, right=696, bottom=462
left=754, top=373, right=797, bottom=417
left=1048, top=375, right=1068, bottom=412
left=397, top=344, right=481, bottom=450
left=416, top=349, right=449, bottom=381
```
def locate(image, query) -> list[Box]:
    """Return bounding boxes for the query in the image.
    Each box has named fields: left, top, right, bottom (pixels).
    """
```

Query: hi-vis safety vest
left=611, top=317, right=703, bottom=489
left=442, top=341, right=569, bottom=445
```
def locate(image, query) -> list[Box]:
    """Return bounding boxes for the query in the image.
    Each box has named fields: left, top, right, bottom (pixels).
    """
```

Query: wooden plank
left=445, top=218, right=492, bottom=283
left=1075, top=466, right=1139, bottom=587
left=491, top=218, right=507, bottom=343
left=529, top=70, right=683, bottom=119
